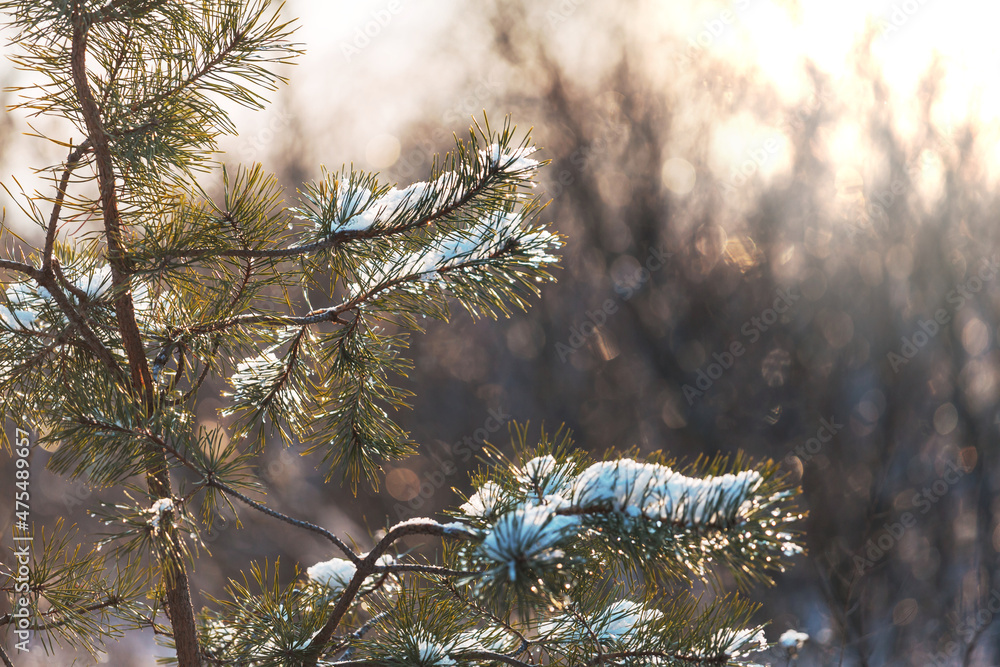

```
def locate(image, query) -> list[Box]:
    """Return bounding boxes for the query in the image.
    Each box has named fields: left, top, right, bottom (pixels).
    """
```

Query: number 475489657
left=14, top=427, right=30, bottom=501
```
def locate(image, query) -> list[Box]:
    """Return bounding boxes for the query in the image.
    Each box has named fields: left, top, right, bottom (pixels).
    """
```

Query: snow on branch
left=449, top=450, right=803, bottom=598
left=293, top=123, right=541, bottom=243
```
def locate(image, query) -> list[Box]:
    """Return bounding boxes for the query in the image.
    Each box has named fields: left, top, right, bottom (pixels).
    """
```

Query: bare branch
left=70, top=12, right=199, bottom=663
left=303, top=519, right=477, bottom=665
left=0, top=640, right=13, bottom=667
left=180, top=241, right=517, bottom=338
left=206, top=476, right=360, bottom=565
left=42, top=140, right=91, bottom=273
left=51, top=257, right=90, bottom=302
left=0, top=258, right=38, bottom=277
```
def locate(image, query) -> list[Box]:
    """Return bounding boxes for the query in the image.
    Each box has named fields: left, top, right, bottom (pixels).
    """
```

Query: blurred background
left=4, top=0, right=1000, bottom=664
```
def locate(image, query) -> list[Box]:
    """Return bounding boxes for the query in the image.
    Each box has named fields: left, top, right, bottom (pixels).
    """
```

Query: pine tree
left=0, top=2, right=804, bottom=665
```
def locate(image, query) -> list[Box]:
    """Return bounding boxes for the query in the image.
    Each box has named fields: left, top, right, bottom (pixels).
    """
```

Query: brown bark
left=69, top=8, right=201, bottom=666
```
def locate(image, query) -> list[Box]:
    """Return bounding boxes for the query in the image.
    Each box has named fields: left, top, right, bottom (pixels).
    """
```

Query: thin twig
left=181, top=240, right=517, bottom=337
left=42, top=141, right=91, bottom=273
left=206, top=476, right=359, bottom=564
left=166, top=359, right=211, bottom=406
left=51, top=257, right=90, bottom=302
left=25, top=597, right=123, bottom=631
left=0, top=259, right=37, bottom=276
left=446, top=581, right=530, bottom=652
left=303, top=520, right=477, bottom=665
left=0, top=640, right=13, bottom=667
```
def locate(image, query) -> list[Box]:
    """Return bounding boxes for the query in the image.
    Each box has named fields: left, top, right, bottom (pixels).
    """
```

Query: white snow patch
left=707, top=627, right=768, bottom=658
left=571, top=459, right=763, bottom=526
left=479, top=143, right=539, bottom=175
left=349, top=206, right=553, bottom=295
left=336, top=180, right=431, bottom=232
left=461, top=481, right=503, bottom=518
left=540, top=599, right=662, bottom=643
left=779, top=628, right=809, bottom=650
left=307, top=557, right=356, bottom=592
left=0, top=304, right=37, bottom=328
left=480, top=501, right=578, bottom=581
left=517, top=455, right=574, bottom=496
left=416, top=640, right=456, bottom=665
left=77, top=265, right=112, bottom=297
left=146, top=497, right=174, bottom=533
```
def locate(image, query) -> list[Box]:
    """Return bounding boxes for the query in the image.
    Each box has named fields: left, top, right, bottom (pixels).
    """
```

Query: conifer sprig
left=0, top=2, right=803, bottom=665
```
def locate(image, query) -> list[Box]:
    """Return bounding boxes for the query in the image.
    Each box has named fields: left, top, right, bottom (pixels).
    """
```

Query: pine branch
left=0, top=258, right=37, bottom=275
left=455, top=652, right=534, bottom=667
left=0, top=2, right=804, bottom=662
left=69, top=9, right=200, bottom=662
left=87, top=0, right=172, bottom=25
left=51, top=257, right=90, bottom=302
left=553, top=502, right=750, bottom=532
left=374, top=563, right=479, bottom=577
left=583, top=651, right=732, bottom=666
left=330, top=653, right=534, bottom=667
left=33, top=270, right=127, bottom=384
left=134, top=30, right=245, bottom=114
left=17, top=596, right=124, bottom=632
left=445, top=581, right=531, bottom=653
left=178, top=240, right=529, bottom=337
left=97, top=24, right=131, bottom=112
left=165, top=355, right=211, bottom=406
left=303, top=520, right=477, bottom=665
left=70, top=9, right=153, bottom=408
left=152, top=155, right=503, bottom=262
left=80, top=417, right=362, bottom=564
